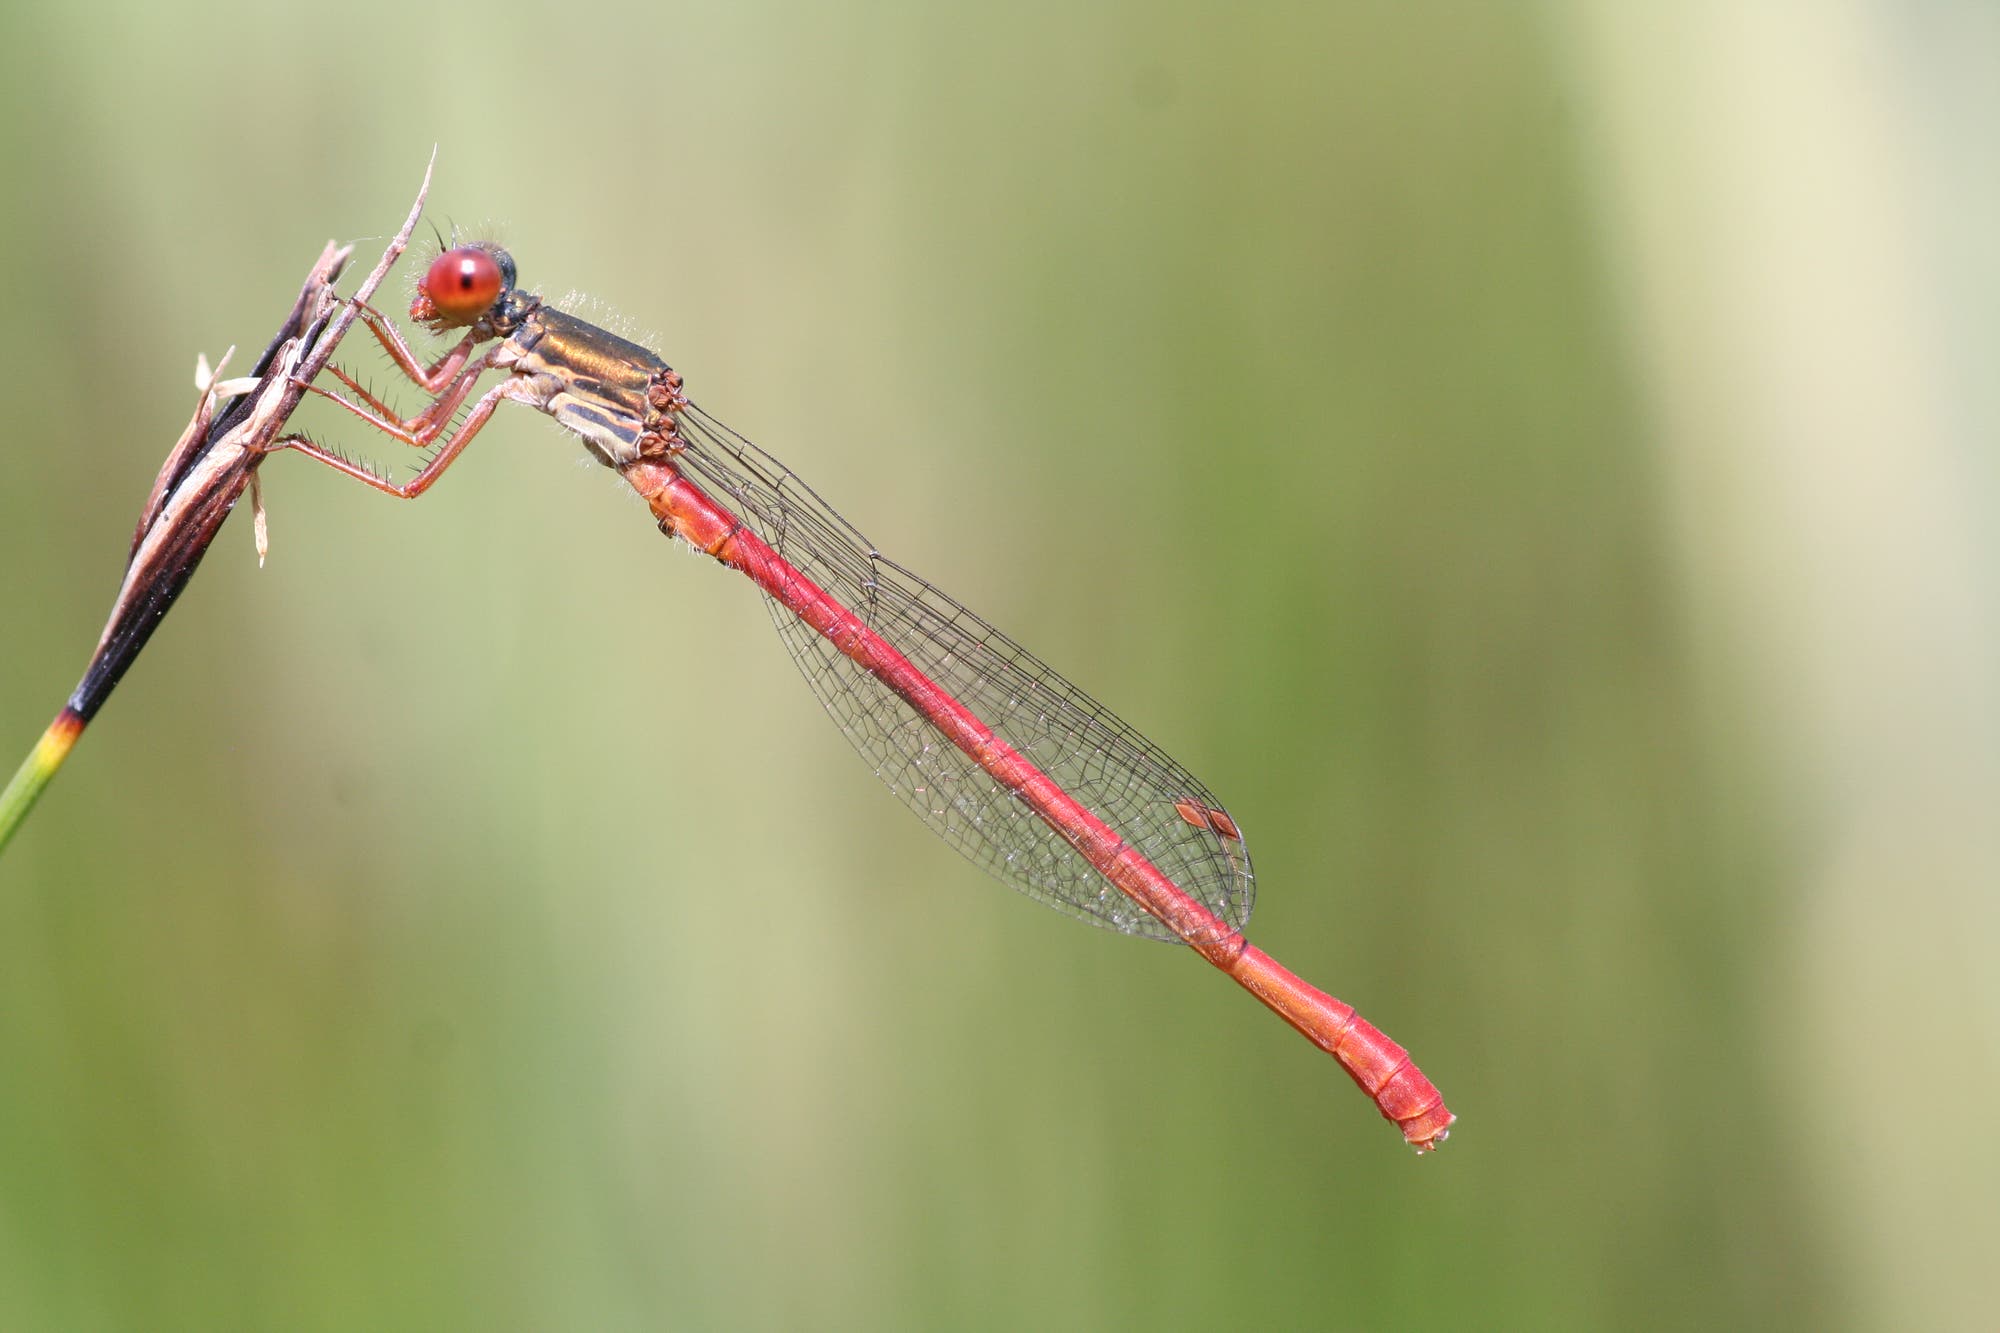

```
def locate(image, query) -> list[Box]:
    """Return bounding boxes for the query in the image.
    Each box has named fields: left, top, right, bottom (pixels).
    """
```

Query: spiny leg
left=298, top=343, right=501, bottom=449
left=315, top=362, right=415, bottom=427
left=349, top=298, right=483, bottom=394
left=305, top=299, right=493, bottom=443
left=315, top=359, right=478, bottom=442
left=271, top=377, right=540, bottom=499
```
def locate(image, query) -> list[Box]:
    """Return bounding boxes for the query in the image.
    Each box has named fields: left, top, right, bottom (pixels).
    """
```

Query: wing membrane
left=672, top=404, right=1254, bottom=941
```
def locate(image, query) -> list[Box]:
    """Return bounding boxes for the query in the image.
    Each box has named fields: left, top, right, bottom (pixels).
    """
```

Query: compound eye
left=419, top=247, right=506, bottom=324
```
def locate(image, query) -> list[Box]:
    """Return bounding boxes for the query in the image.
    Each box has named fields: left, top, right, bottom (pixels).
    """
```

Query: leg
left=270, top=377, right=537, bottom=499
left=315, top=361, right=422, bottom=428
left=299, top=344, right=502, bottom=448
left=349, top=298, right=484, bottom=394
left=300, top=300, right=492, bottom=443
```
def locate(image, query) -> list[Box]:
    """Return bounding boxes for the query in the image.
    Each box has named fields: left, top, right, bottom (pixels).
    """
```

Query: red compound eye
left=417, top=246, right=506, bottom=324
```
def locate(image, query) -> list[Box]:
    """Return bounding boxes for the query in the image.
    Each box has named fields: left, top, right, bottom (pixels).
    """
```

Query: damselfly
left=282, top=239, right=1454, bottom=1152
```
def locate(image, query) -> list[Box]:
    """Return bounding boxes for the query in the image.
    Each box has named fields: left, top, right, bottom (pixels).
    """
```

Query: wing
left=668, top=403, right=1254, bottom=941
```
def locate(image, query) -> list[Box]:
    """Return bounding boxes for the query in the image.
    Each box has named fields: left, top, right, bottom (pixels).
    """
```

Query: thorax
left=501, top=305, right=672, bottom=467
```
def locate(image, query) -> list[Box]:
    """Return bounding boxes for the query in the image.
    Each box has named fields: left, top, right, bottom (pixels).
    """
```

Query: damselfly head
left=412, top=243, right=516, bottom=328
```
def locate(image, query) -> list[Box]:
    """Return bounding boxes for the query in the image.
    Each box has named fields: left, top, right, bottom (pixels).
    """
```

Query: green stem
left=0, top=708, right=85, bottom=855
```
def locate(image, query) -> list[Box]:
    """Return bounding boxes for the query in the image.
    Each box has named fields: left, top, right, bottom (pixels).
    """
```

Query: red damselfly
left=283, top=239, right=1455, bottom=1152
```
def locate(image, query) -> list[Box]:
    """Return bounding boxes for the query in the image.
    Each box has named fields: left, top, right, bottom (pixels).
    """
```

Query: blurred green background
left=2, top=2, right=1994, bottom=1329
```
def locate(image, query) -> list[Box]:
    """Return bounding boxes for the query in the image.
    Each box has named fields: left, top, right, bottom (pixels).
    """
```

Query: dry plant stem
left=0, top=163, right=434, bottom=856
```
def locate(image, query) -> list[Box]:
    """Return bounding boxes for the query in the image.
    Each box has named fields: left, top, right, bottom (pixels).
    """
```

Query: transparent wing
left=671, top=403, right=1254, bottom=941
